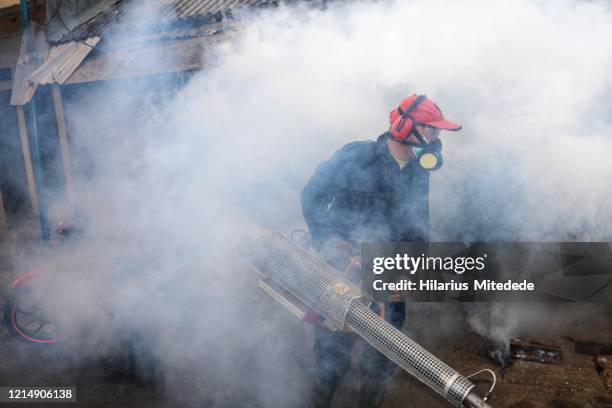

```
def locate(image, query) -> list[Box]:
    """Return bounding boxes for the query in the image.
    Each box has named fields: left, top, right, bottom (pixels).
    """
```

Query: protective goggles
left=396, top=125, right=444, bottom=171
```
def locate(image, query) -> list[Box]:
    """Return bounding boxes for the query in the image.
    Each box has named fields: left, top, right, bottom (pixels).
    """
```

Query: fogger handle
left=464, top=392, right=493, bottom=408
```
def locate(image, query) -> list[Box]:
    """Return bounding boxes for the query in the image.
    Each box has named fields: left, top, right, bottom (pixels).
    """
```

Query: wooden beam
left=10, top=22, right=49, bottom=106
left=66, top=35, right=210, bottom=84
left=16, top=105, right=39, bottom=217
left=0, top=0, right=20, bottom=9
left=52, top=85, right=75, bottom=209
left=30, top=37, right=100, bottom=85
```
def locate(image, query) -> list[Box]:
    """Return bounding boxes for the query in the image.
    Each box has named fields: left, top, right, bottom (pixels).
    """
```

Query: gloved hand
left=343, top=256, right=361, bottom=283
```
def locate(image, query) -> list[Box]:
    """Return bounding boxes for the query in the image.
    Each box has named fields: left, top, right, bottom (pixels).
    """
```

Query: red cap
left=389, top=94, right=462, bottom=131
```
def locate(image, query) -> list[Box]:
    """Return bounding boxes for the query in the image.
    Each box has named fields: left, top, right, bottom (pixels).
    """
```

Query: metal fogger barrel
left=245, top=225, right=492, bottom=408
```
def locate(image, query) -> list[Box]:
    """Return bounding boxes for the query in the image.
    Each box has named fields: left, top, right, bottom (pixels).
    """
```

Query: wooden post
left=52, top=85, right=75, bottom=209
left=16, top=105, right=39, bottom=217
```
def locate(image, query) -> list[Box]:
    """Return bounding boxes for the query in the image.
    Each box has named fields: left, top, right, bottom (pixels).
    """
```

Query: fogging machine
left=243, top=225, right=493, bottom=408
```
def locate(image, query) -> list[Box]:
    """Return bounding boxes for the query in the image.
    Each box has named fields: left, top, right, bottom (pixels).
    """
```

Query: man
left=301, top=94, right=462, bottom=408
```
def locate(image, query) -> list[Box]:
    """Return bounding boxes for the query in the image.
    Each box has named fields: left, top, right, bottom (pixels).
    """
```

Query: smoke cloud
left=6, top=0, right=612, bottom=406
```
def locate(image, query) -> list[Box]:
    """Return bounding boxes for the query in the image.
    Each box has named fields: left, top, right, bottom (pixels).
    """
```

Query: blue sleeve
left=301, top=149, right=345, bottom=248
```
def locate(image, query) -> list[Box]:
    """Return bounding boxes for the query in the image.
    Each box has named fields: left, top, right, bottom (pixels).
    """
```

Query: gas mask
left=397, top=127, right=444, bottom=171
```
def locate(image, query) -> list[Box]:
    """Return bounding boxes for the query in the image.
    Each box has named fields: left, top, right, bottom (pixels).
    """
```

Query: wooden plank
left=29, top=37, right=100, bottom=85
left=10, top=22, right=49, bottom=106
left=52, top=85, right=75, bottom=209
left=509, top=338, right=563, bottom=365
left=66, top=35, right=211, bottom=84
left=28, top=42, right=76, bottom=84
left=16, top=105, right=38, bottom=217
left=0, top=0, right=19, bottom=9
left=53, top=38, right=99, bottom=84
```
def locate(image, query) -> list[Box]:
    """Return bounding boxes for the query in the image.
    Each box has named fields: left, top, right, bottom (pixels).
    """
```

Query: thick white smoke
left=7, top=0, right=612, bottom=406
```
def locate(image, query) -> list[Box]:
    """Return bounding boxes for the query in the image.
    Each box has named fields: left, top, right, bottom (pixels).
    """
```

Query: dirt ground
left=381, top=332, right=612, bottom=408
left=1, top=234, right=611, bottom=408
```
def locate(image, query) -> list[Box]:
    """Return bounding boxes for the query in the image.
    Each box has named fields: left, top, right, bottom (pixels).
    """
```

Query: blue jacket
left=301, top=133, right=431, bottom=251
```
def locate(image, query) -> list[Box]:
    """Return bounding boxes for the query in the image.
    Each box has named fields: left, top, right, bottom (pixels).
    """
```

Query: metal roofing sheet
left=55, top=0, right=273, bottom=44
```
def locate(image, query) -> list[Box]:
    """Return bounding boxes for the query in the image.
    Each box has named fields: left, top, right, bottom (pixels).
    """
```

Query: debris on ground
left=593, top=354, right=610, bottom=391
left=509, top=338, right=563, bottom=365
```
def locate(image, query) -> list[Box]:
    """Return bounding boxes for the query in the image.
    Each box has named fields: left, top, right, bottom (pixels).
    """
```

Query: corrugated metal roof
left=54, top=0, right=274, bottom=44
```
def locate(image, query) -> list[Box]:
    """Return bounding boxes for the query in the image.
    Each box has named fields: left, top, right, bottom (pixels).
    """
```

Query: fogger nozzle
left=244, top=224, right=492, bottom=408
